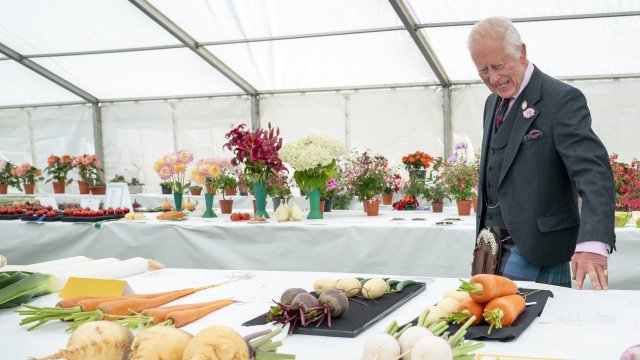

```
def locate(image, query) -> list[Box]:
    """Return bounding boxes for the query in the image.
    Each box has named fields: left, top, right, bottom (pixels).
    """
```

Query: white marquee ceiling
left=1, top=0, right=639, bottom=107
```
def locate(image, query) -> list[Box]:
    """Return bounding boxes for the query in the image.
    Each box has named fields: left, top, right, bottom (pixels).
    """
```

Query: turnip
left=362, top=332, right=401, bottom=360
left=336, top=276, right=362, bottom=298
left=313, top=277, right=337, bottom=295
left=279, top=287, right=308, bottom=305
left=33, top=321, right=133, bottom=360
left=410, top=336, right=453, bottom=360
left=130, top=326, right=192, bottom=360
left=621, top=344, right=640, bottom=360
left=397, top=326, right=434, bottom=357
left=362, top=278, right=387, bottom=300
left=318, top=288, right=349, bottom=318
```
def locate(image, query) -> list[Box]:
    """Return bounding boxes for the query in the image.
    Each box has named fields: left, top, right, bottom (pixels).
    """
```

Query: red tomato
left=15, top=208, right=24, bottom=214
left=230, top=213, right=240, bottom=221
left=25, top=210, right=34, bottom=216
left=85, top=207, right=91, bottom=211
left=96, top=210, right=104, bottom=216
left=63, top=209, right=72, bottom=216
left=106, top=208, right=114, bottom=214
left=115, top=208, right=123, bottom=214
left=123, top=207, right=130, bottom=213
left=47, top=211, right=55, bottom=217
left=35, top=210, right=45, bottom=217
left=242, top=213, right=250, bottom=220
left=89, top=211, right=97, bottom=217
left=7, top=208, right=15, bottom=215
left=25, top=205, right=32, bottom=211
left=73, top=210, right=81, bottom=217
left=0, top=208, right=6, bottom=215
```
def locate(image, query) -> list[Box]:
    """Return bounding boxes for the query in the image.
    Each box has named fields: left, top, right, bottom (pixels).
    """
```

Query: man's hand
left=571, top=252, right=608, bottom=290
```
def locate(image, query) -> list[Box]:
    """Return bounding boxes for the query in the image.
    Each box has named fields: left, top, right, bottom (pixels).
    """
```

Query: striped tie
left=495, top=97, right=511, bottom=129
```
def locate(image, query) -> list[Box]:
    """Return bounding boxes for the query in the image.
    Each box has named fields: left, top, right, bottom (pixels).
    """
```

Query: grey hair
left=468, top=17, right=523, bottom=58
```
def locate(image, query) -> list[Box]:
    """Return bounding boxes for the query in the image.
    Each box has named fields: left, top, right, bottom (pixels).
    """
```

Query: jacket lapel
left=498, top=66, right=542, bottom=187
left=479, top=95, right=499, bottom=193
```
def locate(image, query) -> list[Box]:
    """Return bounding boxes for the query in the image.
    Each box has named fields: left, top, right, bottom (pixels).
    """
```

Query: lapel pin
left=521, top=101, right=528, bottom=110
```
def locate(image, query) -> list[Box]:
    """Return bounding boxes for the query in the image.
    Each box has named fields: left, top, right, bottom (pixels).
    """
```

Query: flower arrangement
left=440, top=142, right=479, bottom=201
left=353, top=167, right=387, bottom=201
left=267, top=171, right=293, bottom=199
left=189, top=157, right=227, bottom=194
left=392, top=196, right=419, bottom=211
left=402, top=151, right=435, bottom=171
left=422, top=181, right=450, bottom=203
left=383, top=171, right=404, bottom=195
left=0, top=160, right=20, bottom=188
left=153, top=150, right=194, bottom=193
left=44, top=155, right=74, bottom=185
left=337, top=149, right=391, bottom=198
left=280, top=133, right=347, bottom=193
left=73, top=154, right=103, bottom=186
left=223, top=123, right=287, bottom=184
left=610, top=154, right=640, bottom=211
left=11, top=163, right=44, bottom=186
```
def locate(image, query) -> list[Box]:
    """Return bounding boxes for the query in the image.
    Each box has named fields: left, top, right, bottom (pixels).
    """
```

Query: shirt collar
left=511, top=61, right=534, bottom=102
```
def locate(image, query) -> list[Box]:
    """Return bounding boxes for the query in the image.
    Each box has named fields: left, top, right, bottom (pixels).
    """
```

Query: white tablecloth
left=1, top=193, right=639, bottom=290
left=1, top=268, right=639, bottom=359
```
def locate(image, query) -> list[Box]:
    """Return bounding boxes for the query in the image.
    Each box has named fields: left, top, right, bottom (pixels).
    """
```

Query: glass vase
left=202, top=193, right=216, bottom=218
left=307, top=188, right=323, bottom=219
left=253, top=182, right=269, bottom=218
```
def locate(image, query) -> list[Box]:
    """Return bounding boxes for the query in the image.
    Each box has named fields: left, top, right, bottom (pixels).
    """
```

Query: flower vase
left=52, top=181, right=66, bottom=194
left=253, top=182, right=269, bottom=218
left=202, top=193, right=216, bottom=218
left=78, top=181, right=90, bottom=194
left=456, top=199, right=472, bottom=216
left=382, top=194, right=393, bottom=205
left=23, top=183, right=35, bottom=194
left=0, top=184, right=7, bottom=194
left=432, top=202, right=444, bottom=213
left=173, top=192, right=183, bottom=212
left=307, top=188, right=323, bottom=219
left=366, top=198, right=380, bottom=216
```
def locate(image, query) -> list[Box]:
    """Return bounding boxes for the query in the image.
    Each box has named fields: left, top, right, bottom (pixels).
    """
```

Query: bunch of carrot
left=115, top=298, right=235, bottom=329
left=16, top=278, right=237, bottom=331
left=449, top=274, right=526, bottom=334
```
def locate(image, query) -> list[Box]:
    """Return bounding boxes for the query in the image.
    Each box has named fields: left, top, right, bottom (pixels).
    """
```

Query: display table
left=1, top=204, right=639, bottom=290
left=1, top=268, right=639, bottom=359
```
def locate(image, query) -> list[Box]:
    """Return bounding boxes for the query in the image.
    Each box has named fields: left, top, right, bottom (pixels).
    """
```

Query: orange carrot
left=164, top=299, right=235, bottom=328
left=445, top=299, right=486, bottom=326
left=142, top=299, right=233, bottom=324
left=483, top=294, right=526, bottom=334
left=57, top=295, right=128, bottom=309
left=157, top=211, right=184, bottom=219
left=458, top=274, right=518, bottom=303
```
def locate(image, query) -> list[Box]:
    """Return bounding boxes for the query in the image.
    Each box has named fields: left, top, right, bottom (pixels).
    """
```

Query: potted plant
left=0, top=160, right=20, bottom=194
left=11, top=163, right=44, bottom=194
left=402, top=151, right=435, bottom=179
left=382, top=171, right=403, bottom=205
left=189, top=157, right=225, bottom=217
left=353, top=167, right=386, bottom=216
left=154, top=150, right=194, bottom=211
left=189, top=185, right=202, bottom=196
left=224, top=123, right=288, bottom=218
left=441, top=142, right=479, bottom=216
left=72, top=154, right=103, bottom=194
left=280, top=133, right=347, bottom=219
left=160, top=181, right=173, bottom=194
left=267, top=171, right=293, bottom=211
left=216, top=169, right=237, bottom=214
left=43, top=155, right=74, bottom=194
left=610, top=154, right=640, bottom=219
left=320, top=177, right=340, bottom=212
left=392, top=196, right=419, bottom=211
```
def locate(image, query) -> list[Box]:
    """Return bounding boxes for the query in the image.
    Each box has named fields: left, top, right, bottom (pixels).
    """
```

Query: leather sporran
left=471, top=228, right=502, bottom=275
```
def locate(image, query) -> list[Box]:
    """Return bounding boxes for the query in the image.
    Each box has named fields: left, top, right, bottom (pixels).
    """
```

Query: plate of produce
left=21, top=211, right=65, bottom=222
left=403, top=274, right=553, bottom=342
left=243, top=276, right=426, bottom=338
left=0, top=213, right=24, bottom=220
left=61, top=208, right=127, bottom=222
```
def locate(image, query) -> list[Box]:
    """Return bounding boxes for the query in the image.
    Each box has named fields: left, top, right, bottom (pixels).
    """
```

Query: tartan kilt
left=498, top=244, right=572, bottom=288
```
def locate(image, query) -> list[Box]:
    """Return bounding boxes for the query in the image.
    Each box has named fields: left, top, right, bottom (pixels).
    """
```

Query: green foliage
left=330, top=193, right=352, bottom=210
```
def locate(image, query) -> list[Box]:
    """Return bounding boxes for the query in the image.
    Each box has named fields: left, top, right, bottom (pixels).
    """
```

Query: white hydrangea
left=280, top=133, right=347, bottom=171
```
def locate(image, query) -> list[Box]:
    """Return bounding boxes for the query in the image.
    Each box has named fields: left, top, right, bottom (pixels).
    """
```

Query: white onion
left=362, top=333, right=401, bottom=360
left=397, top=326, right=434, bottom=359
left=410, top=336, right=453, bottom=360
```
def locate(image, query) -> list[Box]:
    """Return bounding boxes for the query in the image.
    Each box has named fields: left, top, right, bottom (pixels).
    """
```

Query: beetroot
left=318, top=289, right=349, bottom=318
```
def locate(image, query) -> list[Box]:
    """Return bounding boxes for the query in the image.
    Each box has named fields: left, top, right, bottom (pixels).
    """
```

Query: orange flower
left=414, top=151, right=420, bottom=156
left=409, top=157, right=415, bottom=163
left=47, top=155, right=56, bottom=167
left=402, top=156, right=408, bottom=162
left=60, top=155, right=72, bottom=163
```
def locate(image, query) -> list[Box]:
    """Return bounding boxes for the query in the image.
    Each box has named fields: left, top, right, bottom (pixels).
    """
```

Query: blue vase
left=307, top=188, right=323, bottom=219
left=253, top=182, right=269, bottom=218
left=202, top=193, right=216, bottom=218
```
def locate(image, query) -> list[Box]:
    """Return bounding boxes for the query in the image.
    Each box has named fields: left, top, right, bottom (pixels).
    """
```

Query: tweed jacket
left=475, top=65, right=616, bottom=267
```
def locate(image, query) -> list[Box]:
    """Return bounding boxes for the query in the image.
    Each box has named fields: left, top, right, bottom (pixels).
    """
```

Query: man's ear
left=520, top=43, right=527, bottom=63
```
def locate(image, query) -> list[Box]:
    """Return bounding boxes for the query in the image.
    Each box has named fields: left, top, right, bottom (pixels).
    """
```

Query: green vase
left=173, top=192, right=183, bottom=212
left=307, top=188, right=323, bottom=219
left=202, top=193, right=217, bottom=218
left=253, top=182, right=269, bottom=218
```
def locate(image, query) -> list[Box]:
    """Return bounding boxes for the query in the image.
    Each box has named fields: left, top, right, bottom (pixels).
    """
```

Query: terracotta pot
left=219, top=199, right=233, bottom=214
left=90, top=186, right=106, bottom=195
left=432, top=202, right=444, bottom=213
left=78, top=181, right=90, bottom=194
left=366, top=198, right=380, bottom=216
left=472, top=195, right=478, bottom=213
left=382, top=194, right=393, bottom=205
left=456, top=199, right=472, bottom=216
left=190, top=188, right=202, bottom=196
left=0, top=183, right=7, bottom=194
left=205, top=184, right=216, bottom=194
left=319, top=200, right=325, bottom=215
left=225, top=187, right=237, bottom=196
left=363, top=200, right=369, bottom=213
left=52, top=181, right=66, bottom=194
left=23, top=183, right=35, bottom=194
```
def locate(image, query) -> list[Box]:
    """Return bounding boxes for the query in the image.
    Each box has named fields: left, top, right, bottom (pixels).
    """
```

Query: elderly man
left=468, top=17, right=616, bottom=289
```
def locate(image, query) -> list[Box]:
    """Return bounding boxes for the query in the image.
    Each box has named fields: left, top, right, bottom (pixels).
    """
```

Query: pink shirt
left=508, top=61, right=611, bottom=258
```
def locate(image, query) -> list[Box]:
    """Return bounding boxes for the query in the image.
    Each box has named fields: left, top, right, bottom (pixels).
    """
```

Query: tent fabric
left=0, top=1, right=639, bottom=192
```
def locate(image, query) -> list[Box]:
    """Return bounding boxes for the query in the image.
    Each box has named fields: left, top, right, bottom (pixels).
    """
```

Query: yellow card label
left=478, top=355, right=574, bottom=360
left=58, top=277, right=135, bottom=299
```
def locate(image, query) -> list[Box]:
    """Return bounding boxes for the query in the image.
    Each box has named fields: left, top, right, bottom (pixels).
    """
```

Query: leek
left=0, top=272, right=61, bottom=308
